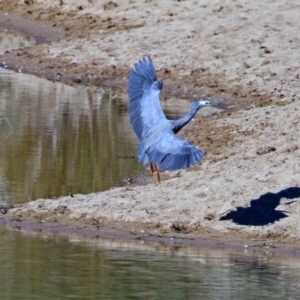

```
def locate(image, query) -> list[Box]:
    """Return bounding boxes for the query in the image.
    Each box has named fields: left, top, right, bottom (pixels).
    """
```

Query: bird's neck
left=172, top=107, right=199, bottom=134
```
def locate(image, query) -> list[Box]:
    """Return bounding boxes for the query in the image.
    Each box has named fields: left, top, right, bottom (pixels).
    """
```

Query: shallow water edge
left=2, top=215, right=300, bottom=257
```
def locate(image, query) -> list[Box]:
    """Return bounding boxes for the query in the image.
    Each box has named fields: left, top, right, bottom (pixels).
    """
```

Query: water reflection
left=1, top=228, right=300, bottom=299
left=0, top=69, right=218, bottom=205
left=0, top=69, right=144, bottom=204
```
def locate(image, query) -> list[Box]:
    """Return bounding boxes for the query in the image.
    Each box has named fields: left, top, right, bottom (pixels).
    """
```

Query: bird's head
left=190, top=99, right=222, bottom=113
left=197, top=99, right=221, bottom=107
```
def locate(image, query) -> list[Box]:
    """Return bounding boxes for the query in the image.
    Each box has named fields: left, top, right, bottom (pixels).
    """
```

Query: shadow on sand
left=220, top=187, right=300, bottom=226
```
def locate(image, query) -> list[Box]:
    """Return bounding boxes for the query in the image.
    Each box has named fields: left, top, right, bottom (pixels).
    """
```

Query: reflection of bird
left=128, top=56, right=220, bottom=181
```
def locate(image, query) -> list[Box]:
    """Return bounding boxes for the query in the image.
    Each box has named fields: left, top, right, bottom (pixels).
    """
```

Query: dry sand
left=1, top=0, right=300, bottom=249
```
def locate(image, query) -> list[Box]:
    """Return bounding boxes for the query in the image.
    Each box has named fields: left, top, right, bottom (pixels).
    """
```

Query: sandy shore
left=1, top=0, right=300, bottom=249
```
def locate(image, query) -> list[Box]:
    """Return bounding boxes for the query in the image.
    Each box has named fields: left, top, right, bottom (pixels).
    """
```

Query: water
left=0, top=227, right=299, bottom=299
left=0, top=68, right=213, bottom=205
left=0, top=69, right=146, bottom=204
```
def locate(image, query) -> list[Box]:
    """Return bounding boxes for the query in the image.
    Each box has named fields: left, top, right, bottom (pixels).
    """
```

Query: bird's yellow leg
left=154, top=164, right=161, bottom=182
left=150, top=162, right=155, bottom=175
left=149, top=163, right=161, bottom=182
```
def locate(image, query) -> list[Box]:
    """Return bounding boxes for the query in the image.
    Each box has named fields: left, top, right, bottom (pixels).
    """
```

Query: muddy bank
left=1, top=0, right=297, bottom=108
left=1, top=0, right=300, bottom=249
left=3, top=215, right=300, bottom=256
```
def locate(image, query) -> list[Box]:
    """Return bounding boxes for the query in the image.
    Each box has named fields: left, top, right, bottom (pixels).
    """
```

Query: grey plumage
left=128, top=56, right=219, bottom=172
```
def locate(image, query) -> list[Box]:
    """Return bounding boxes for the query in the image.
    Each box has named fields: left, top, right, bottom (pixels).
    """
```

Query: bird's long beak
left=208, top=100, right=227, bottom=110
left=207, top=100, right=222, bottom=106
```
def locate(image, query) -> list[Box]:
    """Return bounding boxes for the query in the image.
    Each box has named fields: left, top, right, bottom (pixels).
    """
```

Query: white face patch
left=198, top=100, right=210, bottom=106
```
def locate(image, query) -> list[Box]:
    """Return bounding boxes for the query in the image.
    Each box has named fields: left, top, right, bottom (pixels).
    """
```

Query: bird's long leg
left=154, top=164, right=161, bottom=182
left=149, top=163, right=161, bottom=182
left=150, top=162, right=155, bottom=175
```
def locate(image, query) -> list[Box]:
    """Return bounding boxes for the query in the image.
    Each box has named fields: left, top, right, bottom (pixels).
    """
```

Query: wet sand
left=1, top=0, right=300, bottom=251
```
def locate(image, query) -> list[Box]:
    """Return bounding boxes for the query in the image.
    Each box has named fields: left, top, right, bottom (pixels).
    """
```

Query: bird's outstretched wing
left=140, top=130, right=204, bottom=171
left=128, top=56, right=166, bottom=140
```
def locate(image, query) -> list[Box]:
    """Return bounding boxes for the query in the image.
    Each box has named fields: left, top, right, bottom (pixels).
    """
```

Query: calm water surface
left=1, top=227, right=300, bottom=299
left=0, top=69, right=200, bottom=204
left=0, top=69, right=146, bottom=204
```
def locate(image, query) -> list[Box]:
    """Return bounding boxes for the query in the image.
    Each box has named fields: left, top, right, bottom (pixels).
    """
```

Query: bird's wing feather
left=143, top=130, right=204, bottom=170
left=128, top=56, right=166, bottom=139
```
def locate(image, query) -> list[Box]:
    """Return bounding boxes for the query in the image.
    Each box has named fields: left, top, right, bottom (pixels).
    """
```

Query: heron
left=128, top=56, right=220, bottom=182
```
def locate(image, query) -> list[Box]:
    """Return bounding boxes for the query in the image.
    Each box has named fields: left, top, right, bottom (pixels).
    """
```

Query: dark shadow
left=220, top=187, right=300, bottom=226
